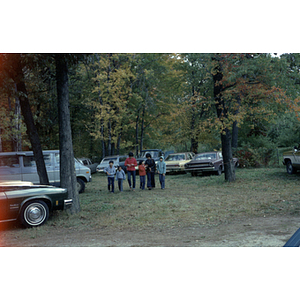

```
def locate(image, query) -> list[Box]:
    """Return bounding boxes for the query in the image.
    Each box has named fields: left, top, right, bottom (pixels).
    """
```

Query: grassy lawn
left=45, top=167, right=300, bottom=232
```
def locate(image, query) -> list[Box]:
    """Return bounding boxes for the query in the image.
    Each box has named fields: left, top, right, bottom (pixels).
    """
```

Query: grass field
left=44, top=167, right=300, bottom=232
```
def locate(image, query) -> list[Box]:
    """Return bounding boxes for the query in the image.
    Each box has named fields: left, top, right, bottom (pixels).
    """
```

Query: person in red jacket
left=124, top=152, right=138, bottom=191
left=138, top=160, right=146, bottom=190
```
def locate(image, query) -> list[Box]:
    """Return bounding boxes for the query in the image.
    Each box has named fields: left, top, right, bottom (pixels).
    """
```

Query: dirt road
left=1, top=215, right=299, bottom=247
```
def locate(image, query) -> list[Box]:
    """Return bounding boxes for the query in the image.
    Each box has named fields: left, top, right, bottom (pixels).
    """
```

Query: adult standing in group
left=125, top=152, right=138, bottom=191
left=145, top=153, right=156, bottom=190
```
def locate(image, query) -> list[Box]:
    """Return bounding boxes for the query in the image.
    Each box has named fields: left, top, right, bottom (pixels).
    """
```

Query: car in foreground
left=165, top=152, right=195, bottom=174
left=184, top=151, right=239, bottom=176
left=283, top=145, right=300, bottom=174
left=0, top=181, right=72, bottom=227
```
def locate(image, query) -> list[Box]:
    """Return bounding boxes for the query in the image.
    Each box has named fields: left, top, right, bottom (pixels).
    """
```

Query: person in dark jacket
left=145, top=153, right=156, bottom=190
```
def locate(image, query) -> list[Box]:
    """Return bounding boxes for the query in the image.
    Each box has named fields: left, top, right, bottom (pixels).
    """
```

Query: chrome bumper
left=64, top=199, right=73, bottom=209
left=185, top=167, right=215, bottom=172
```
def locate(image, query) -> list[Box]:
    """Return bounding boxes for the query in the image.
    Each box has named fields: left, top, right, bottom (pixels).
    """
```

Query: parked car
left=284, top=227, right=300, bottom=247
left=77, top=157, right=98, bottom=174
left=184, top=151, right=239, bottom=176
left=0, top=181, right=72, bottom=227
left=165, top=152, right=195, bottom=173
left=135, top=149, right=164, bottom=173
left=96, top=155, right=128, bottom=173
left=283, top=145, right=300, bottom=174
left=0, top=150, right=92, bottom=194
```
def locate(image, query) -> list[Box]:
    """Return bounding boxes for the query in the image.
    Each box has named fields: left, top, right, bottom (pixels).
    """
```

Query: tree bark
left=55, top=54, right=80, bottom=213
left=12, top=55, right=49, bottom=185
left=213, top=55, right=236, bottom=182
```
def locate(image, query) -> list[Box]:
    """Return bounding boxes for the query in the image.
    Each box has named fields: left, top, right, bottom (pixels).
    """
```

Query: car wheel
left=216, top=166, right=222, bottom=176
left=20, top=200, right=49, bottom=228
left=286, top=160, right=296, bottom=175
left=77, top=178, right=85, bottom=193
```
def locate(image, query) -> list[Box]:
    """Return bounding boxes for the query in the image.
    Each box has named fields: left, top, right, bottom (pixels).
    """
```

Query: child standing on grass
left=104, top=160, right=116, bottom=193
left=157, top=156, right=166, bottom=189
left=138, top=161, right=146, bottom=190
left=116, top=166, right=126, bottom=192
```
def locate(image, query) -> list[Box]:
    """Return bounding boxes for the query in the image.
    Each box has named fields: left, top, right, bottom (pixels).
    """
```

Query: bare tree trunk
left=213, top=55, right=235, bottom=182
left=55, top=54, right=80, bottom=214
left=140, top=105, right=145, bottom=152
left=13, top=55, right=49, bottom=185
left=135, top=113, right=140, bottom=156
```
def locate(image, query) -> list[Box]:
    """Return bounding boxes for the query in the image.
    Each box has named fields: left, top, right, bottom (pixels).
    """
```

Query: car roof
left=0, top=180, right=34, bottom=186
left=0, top=150, right=60, bottom=156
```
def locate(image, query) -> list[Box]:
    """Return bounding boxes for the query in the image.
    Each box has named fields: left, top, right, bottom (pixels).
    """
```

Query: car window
left=23, top=155, right=51, bottom=167
left=119, top=156, right=127, bottom=162
left=195, top=153, right=216, bottom=160
left=102, top=157, right=118, bottom=163
left=0, top=155, right=20, bottom=168
left=165, top=155, right=176, bottom=161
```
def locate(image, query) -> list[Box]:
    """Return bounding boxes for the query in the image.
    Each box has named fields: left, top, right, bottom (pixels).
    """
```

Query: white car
left=0, top=150, right=92, bottom=193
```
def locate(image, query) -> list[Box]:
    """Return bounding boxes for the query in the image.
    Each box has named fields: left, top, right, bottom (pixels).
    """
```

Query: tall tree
left=55, top=54, right=80, bottom=213
left=0, top=54, right=49, bottom=184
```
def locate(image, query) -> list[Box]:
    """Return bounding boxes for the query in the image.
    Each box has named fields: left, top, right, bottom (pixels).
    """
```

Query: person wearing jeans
left=104, top=161, right=116, bottom=193
left=157, top=156, right=166, bottom=189
left=125, top=152, right=138, bottom=191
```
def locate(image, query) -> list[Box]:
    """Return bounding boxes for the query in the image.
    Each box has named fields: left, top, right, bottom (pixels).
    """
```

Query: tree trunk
left=140, top=106, right=145, bottom=152
left=213, top=55, right=235, bottom=182
left=221, top=128, right=236, bottom=182
left=55, top=54, right=80, bottom=214
left=135, top=113, right=140, bottom=156
left=13, top=56, right=49, bottom=185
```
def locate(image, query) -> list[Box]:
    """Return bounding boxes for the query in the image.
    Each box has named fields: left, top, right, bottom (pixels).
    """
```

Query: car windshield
left=102, top=157, right=118, bottom=163
left=138, top=151, right=159, bottom=158
left=195, top=153, right=216, bottom=160
left=165, top=154, right=185, bottom=161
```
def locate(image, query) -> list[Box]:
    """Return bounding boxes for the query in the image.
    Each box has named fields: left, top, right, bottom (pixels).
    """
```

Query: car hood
left=165, top=160, right=190, bottom=165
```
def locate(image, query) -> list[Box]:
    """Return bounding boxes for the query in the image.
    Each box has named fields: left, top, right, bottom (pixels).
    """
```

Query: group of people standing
left=104, top=152, right=166, bottom=193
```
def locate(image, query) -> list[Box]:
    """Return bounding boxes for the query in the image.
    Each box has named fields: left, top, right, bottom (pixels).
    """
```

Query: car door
left=0, top=155, right=22, bottom=182
left=22, top=154, right=54, bottom=184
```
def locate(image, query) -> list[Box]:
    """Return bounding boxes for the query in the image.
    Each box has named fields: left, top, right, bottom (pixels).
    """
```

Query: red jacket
left=125, top=157, right=137, bottom=171
left=138, top=165, right=146, bottom=176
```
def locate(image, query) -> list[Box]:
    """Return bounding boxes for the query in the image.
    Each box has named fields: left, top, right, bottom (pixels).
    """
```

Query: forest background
left=1, top=53, right=300, bottom=169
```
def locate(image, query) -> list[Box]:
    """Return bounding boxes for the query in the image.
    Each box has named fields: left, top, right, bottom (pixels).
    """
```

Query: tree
left=55, top=54, right=80, bottom=213
left=0, top=54, right=49, bottom=184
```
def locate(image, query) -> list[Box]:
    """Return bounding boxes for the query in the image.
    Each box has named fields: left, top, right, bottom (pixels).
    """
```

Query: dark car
left=283, top=227, right=300, bottom=247
left=0, top=181, right=72, bottom=227
left=184, top=151, right=239, bottom=176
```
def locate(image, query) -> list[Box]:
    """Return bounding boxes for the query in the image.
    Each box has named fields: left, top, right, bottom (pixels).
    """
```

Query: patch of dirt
left=1, top=215, right=299, bottom=247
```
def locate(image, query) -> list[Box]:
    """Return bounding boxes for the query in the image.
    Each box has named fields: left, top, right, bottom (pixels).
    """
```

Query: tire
left=286, top=160, right=296, bottom=175
left=20, top=200, right=49, bottom=228
left=77, top=178, right=85, bottom=193
left=216, top=166, right=222, bottom=176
